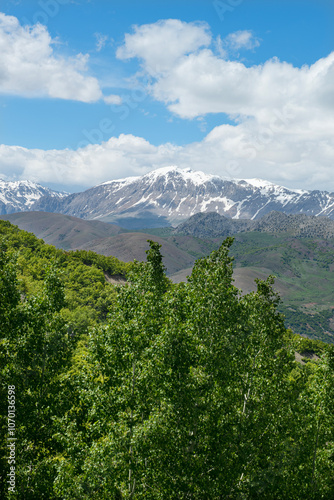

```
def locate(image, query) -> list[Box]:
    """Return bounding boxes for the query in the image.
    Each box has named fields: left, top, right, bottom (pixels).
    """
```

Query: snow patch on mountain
left=0, top=179, right=66, bottom=214
left=5, top=167, right=334, bottom=228
left=100, top=176, right=140, bottom=189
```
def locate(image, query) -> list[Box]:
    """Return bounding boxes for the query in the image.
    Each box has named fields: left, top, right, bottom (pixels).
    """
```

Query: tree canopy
left=1, top=226, right=334, bottom=498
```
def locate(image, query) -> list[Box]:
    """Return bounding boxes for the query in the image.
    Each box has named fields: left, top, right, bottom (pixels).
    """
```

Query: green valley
left=2, top=212, right=334, bottom=343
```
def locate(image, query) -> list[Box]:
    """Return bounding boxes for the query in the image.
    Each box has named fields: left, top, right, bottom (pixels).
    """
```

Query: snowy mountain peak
left=0, top=180, right=66, bottom=214
left=102, top=166, right=218, bottom=189
left=241, top=178, right=307, bottom=195
left=144, top=165, right=181, bottom=177
left=142, top=166, right=217, bottom=187
left=142, top=165, right=202, bottom=178
left=100, top=175, right=140, bottom=188
left=101, top=167, right=306, bottom=195
left=0, top=179, right=40, bottom=190
left=4, top=167, right=334, bottom=228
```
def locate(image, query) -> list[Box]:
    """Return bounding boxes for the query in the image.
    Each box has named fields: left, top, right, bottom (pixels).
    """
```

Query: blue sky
left=0, top=0, right=333, bottom=192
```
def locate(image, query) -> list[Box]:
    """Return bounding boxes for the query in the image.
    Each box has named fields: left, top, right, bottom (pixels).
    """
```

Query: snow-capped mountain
left=32, top=166, right=334, bottom=228
left=5, top=167, right=334, bottom=228
left=0, top=180, right=66, bottom=215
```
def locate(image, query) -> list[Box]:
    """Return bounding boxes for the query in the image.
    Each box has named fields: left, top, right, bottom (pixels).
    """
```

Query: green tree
left=0, top=256, right=74, bottom=499
left=3, top=231, right=332, bottom=498
left=54, top=241, right=171, bottom=498
left=55, top=239, right=323, bottom=499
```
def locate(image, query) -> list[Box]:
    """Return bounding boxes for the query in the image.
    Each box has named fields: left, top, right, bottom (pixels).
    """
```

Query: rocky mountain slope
left=0, top=179, right=66, bottom=215
left=175, top=211, right=334, bottom=239
left=3, top=167, right=334, bottom=227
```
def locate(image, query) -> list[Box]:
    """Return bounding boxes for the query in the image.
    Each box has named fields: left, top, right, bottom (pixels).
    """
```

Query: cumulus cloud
left=0, top=12, right=102, bottom=102
left=116, top=19, right=211, bottom=75
left=224, top=30, right=260, bottom=52
left=103, top=94, right=123, bottom=105
left=1, top=120, right=334, bottom=192
left=117, top=20, right=334, bottom=131
left=150, top=50, right=334, bottom=121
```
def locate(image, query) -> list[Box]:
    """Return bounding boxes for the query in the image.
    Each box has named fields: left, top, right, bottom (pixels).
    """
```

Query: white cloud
left=216, top=30, right=261, bottom=58
left=223, top=30, right=260, bottom=52
left=94, top=32, right=108, bottom=52
left=116, top=20, right=334, bottom=131
left=150, top=50, right=334, bottom=120
left=0, top=12, right=102, bottom=102
left=1, top=119, right=334, bottom=193
left=103, top=94, right=123, bottom=105
left=116, top=19, right=211, bottom=75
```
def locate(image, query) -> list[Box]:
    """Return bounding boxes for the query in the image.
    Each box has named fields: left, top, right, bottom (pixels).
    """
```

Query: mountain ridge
left=175, top=211, right=334, bottom=239
left=2, top=167, right=334, bottom=227
left=0, top=179, right=66, bottom=215
left=0, top=212, right=195, bottom=275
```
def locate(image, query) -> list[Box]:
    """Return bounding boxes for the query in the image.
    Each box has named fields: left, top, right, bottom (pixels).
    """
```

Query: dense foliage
left=1, top=222, right=334, bottom=498
left=146, top=229, right=334, bottom=343
left=0, top=220, right=130, bottom=333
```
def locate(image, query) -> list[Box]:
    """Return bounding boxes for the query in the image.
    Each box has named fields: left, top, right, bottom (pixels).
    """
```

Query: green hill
left=2, top=212, right=334, bottom=343
left=0, top=219, right=129, bottom=334
left=228, top=232, right=334, bottom=343
left=0, top=212, right=196, bottom=275
left=140, top=228, right=334, bottom=343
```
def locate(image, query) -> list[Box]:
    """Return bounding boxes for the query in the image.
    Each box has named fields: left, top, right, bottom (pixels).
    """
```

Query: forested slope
left=1, top=222, right=334, bottom=498
left=0, top=219, right=129, bottom=333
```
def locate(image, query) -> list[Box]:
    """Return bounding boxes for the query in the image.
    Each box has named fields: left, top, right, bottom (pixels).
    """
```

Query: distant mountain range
left=175, top=211, right=334, bottom=239
left=2, top=167, right=334, bottom=228
left=0, top=179, right=66, bottom=215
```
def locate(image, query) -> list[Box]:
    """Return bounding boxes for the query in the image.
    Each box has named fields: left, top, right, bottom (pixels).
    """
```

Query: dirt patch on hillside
left=295, top=351, right=320, bottom=364
left=104, top=272, right=127, bottom=285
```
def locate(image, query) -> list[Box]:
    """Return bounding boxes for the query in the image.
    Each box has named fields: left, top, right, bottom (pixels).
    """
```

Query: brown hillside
left=0, top=211, right=123, bottom=249
left=77, top=233, right=195, bottom=275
